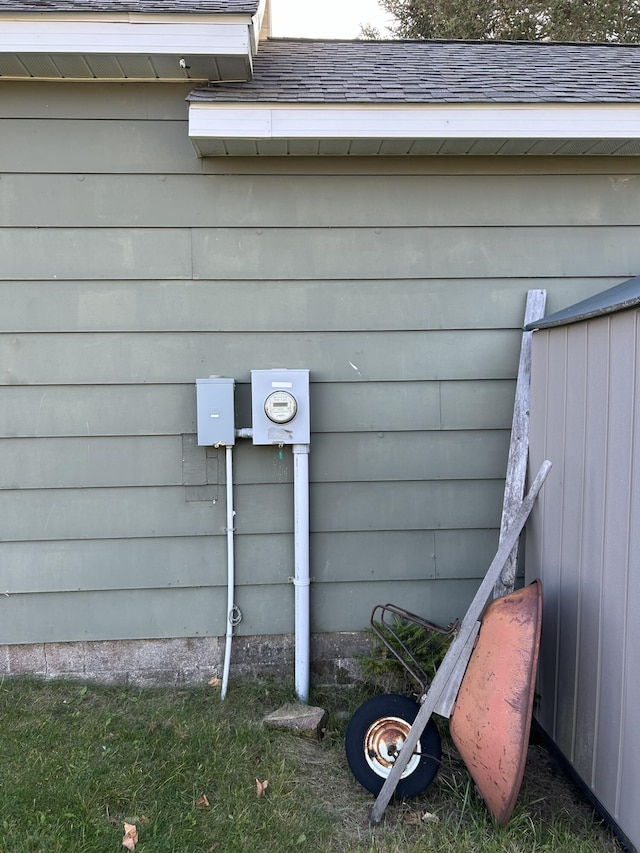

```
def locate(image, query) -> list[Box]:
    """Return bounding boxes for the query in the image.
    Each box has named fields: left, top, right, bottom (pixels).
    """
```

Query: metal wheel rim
left=364, top=715, right=421, bottom=779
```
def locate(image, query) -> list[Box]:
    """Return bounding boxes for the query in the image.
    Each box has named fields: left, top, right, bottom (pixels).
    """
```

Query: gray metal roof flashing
left=525, top=276, right=640, bottom=330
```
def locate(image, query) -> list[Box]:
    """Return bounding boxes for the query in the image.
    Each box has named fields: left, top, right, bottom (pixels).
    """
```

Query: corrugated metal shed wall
left=526, top=308, right=640, bottom=852
left=2, top=82, right=640, bottom=647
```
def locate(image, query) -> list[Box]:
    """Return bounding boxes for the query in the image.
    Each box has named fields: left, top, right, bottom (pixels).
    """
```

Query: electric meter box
left=250, top=369, right=310, bottom=445
left=196, top=376, right=235, bottom=446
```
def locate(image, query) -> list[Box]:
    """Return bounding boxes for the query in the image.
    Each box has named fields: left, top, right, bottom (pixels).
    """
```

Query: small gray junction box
left=196, top=376, right=235, bottom=446
left=251, top=369, right=310, bottom=445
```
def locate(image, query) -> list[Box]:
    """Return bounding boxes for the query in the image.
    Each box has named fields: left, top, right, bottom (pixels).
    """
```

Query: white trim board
left=188, top=102, right=640, bottom=156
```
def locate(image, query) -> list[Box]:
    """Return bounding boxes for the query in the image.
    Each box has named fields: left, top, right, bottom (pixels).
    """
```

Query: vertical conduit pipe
left=293, top=443, right=310, bottom=704
left=221, top=444, right=235, bottom=700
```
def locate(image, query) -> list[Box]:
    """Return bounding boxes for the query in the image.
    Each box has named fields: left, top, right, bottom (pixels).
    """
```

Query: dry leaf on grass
left=208, top=676, right=222, bottom=688
left=196, top=793, right=210, bottom=808
left=122, top=822, right=138, bottom=850
left=255, top=778, right=269, bottom=798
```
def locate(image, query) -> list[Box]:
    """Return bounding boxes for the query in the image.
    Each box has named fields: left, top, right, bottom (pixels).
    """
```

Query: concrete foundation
left=0, top=632, right=373, bottom=688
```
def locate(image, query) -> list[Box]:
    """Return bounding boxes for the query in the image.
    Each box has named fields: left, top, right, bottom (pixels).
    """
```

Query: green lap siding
left=2, top=82, right=640, bottom=644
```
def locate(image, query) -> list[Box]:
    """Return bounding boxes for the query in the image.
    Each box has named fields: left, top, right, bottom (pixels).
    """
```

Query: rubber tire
left=345, top=693, right=441, bottom=799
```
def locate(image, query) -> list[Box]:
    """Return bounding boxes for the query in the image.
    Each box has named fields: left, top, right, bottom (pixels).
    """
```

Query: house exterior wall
left=2, top=82, right=640, bottom=677
left=526, top=310, right=640, bottom=852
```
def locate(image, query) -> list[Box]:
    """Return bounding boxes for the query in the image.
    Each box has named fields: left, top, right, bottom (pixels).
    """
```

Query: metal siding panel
left=0, top=330, right=520, bottom=384
left=0, top=119, right=197, bottom=174
left=593, top=312, right=636, bottom=817
left=555, top=323, right=588, bottom=761
left=574, top=318, right=610, bottom=786
left=618, top=311, right=640, bottom=851
left=538, top=329, right=569, bottom=745
left=192, top=226, right=640, bottom=281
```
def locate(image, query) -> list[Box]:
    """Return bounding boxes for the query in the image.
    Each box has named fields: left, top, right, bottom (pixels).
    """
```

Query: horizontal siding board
left=311, top=480, right=504, bottom=532
left=312, top=578, right=482, bottom=633
left=3, top=173, right=640, bottom=228
left=0, top=481, right=502, bottom=542
left=3, top=226, right=638, bottom=282
left=0, top=430, right=508, bottom=490
left=0, top=83, right=193, bottom=120
left=0, top=330, right=521, bottom=384
left=311, top=430, right=509, bottom=482
left=192, top=226, right=640, bottom=280
left=312, top=528, right=499, bottom=583
left=0, top=534, right=294, bottom=594
left=0, top=228, right=192, bottom=281
left=0, top=384, right=197, bottom=437
left=0, top=487, right=225, bottom=542
left=0, top=381, right=517, bottom=437
left=0, top=436, right=182, bottom=489
left=0, top=119, right=198, bottom=173
left=0, top=278, right=614, bottom=333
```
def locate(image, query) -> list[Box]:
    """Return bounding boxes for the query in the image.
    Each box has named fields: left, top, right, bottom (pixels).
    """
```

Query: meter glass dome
left=264, top=390, right=297, bottom=424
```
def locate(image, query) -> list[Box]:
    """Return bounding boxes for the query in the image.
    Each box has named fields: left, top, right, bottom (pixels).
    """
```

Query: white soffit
left=188, top=102, right=640, bottom=156
left=0, top=17, right=254, bottom=81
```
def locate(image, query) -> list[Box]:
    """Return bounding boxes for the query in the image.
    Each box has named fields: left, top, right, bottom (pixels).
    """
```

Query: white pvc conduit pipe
left=221, top=444, right=239, bottom=701
left=293, top=443, right=310, bottom=703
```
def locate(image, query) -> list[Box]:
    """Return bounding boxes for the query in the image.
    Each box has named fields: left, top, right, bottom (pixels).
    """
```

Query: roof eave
left=0, top=8, right=265, bottom=81
left=187, top=101, right=640, bottom=156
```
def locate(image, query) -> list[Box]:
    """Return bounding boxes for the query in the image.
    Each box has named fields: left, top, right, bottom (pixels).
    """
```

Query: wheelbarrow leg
left=369, top=460, right=551, bottom=826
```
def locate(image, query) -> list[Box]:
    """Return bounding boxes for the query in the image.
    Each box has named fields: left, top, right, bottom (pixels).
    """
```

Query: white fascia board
left=0, top=20, right=250, bottom=56
left=189, top=102, right=640, bottom=142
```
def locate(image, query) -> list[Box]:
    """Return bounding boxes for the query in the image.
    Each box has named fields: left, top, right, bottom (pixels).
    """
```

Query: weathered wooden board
left=494, top=289, right=547, bottom=597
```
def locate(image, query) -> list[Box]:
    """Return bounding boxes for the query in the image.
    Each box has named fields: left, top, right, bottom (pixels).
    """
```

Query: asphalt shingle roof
left=189, top=37, right=640, bottom=104
left=0, top=1, right=258, bottom=12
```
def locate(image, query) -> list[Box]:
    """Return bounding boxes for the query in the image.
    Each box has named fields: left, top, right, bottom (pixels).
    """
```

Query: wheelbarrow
left=345, top=460, right=550, bottom=827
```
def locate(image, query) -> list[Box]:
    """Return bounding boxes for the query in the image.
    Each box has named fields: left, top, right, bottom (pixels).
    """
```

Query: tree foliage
left=368, top=0, right=640, bottom=41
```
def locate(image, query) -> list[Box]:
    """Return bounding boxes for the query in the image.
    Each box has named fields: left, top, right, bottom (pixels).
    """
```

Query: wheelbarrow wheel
left=345, top=693, right=441, bottom=798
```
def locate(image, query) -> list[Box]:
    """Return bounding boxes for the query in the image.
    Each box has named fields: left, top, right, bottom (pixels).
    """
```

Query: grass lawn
left=0, top=677, right=623, bottom=853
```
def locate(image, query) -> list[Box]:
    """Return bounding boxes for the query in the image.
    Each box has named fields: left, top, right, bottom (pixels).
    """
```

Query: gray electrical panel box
left=196, top=376, right=235, bottom=446
left=251, top=369, right=310, bottom=445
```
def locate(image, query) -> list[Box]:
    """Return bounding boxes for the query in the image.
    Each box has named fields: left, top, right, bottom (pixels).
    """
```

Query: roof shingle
left=0, top=1, right=258, bottom=12
left=189, top=37, right=640, bottom=104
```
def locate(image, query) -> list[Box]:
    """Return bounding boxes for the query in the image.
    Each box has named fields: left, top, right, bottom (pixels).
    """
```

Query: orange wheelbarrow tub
left=449, top=579, right=543, bottom=826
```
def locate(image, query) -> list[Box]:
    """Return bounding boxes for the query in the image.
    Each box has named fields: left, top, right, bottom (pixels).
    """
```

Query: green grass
left=0, top=677, right=622, bottom=853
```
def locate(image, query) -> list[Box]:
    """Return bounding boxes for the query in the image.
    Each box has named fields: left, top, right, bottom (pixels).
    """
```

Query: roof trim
left=525, top=275, right=640, bottom=330
left=188, top=102, right=640, bottom=157
left=0, top=3, right=266, bottom=81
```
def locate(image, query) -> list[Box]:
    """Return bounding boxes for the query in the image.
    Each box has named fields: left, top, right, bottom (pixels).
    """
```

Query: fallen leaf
left=122, top=822, right=138, bottom=850
left=196, top=794, right=210, bottom=808
left=255, top=778, right=269, bottom=798
left=208, top=676, right=222, bottom=688
left=403, top=812, right=421, bottom=825
left=207, top=845, right=220, bottom=852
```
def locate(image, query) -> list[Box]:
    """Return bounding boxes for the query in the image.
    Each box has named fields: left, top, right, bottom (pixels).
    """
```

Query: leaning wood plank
left=493, top=289, right=547, bottom=599
left=369, top=460, right=552, bottom=826
left=432, top=620, right=480, bottom=719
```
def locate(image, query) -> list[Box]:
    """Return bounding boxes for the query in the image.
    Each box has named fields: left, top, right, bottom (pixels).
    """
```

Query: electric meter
left=264, top=390, right=297, bottom=424
left=251, top=369, right=310, bottom=445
